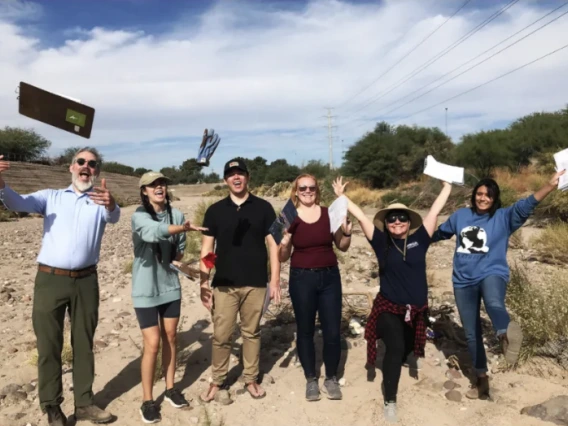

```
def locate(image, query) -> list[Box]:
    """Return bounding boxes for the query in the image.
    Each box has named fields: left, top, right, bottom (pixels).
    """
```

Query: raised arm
left=423, top=181, right=452, bottom=237
left=332, top=177, right=375, bottom=241
left=132, top=212, right=206, bottom=243
left=534, top=169, right=565, bottom=202
left=0, top=155, right=48, bottom=214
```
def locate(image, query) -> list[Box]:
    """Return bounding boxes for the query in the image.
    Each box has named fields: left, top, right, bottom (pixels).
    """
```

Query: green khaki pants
left=32, top=270, right=99, bottom=409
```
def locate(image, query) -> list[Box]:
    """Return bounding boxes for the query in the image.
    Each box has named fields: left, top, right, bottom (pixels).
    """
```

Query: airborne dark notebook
left=18, top=82, right=95, bottom=139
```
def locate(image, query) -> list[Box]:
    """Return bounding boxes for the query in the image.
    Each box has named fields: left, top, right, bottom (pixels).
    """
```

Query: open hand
left=87, top=178, right=116, bottom=211
left=182, top=220, right=208, bottom=232
left=332, top=176, right=348, bottom=197
left=200, top=286, right=213, bottom=310
left=269, top=280, right=281, bottom=305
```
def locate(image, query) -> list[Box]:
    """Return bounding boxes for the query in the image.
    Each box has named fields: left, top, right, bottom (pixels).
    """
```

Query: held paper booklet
left=328, top=195, right=348, bottom=233
left=268, top=199, right=298, bottom=245
left=553, top=148, right=568, bottom=191
left=423, top=155, right=464, bottom=185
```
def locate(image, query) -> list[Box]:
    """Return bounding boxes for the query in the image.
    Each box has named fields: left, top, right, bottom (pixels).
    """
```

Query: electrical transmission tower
left=323, top=107, right=337, bottom=170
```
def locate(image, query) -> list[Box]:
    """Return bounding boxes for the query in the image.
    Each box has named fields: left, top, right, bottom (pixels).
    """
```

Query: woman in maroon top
left=278, top=173, right=352, bottom=402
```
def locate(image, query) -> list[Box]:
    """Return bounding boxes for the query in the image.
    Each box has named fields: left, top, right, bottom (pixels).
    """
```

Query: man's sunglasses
left=386, top=213, right=409, bottom=223
left=298, top=185, right=317, bottom=192
left=76, top=158, right=98, bottom=168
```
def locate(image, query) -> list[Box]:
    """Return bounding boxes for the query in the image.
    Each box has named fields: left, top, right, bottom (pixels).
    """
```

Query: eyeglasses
left=76, top=158, right=98, bottom=168
left=386, top=213, right=409, bottom=223
left=298, top=185, right=317, bottom=192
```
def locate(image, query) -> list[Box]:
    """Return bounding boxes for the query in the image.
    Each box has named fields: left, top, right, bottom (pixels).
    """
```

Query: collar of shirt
left=225, top=193, right=254, bottom=209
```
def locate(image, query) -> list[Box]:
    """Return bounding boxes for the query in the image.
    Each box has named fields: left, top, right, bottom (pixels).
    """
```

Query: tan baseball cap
left=139, top=171, right=171, bottom=188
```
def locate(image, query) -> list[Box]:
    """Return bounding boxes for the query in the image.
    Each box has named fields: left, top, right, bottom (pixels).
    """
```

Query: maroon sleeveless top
left=288, top=206, right=338, bottom=268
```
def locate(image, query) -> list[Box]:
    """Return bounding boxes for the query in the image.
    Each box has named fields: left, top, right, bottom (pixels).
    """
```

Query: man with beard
left=199, top=158, right=280, bottom=403
left=0, top=148, right=120, bottom=426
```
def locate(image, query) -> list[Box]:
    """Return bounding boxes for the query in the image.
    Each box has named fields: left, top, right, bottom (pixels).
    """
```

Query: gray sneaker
left=323, top=377, right=342, bottom=400
left=384, top=402, right=398, bottom=423
left=306, top=378, right=320, bottom=401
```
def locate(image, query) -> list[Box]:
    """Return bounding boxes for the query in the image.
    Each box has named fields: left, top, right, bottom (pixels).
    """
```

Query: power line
left=378, top=5, right=568, bottom=117
left=335, top=0, right=473, bottom=110
left=346, top=0, right=519, bottom=117
left=394, top=42, right=568, bottom=123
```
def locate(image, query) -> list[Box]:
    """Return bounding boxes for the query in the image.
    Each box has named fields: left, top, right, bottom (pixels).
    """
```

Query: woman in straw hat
left=432, top=169, right=565, bottom=400
left=332, top=176, right=452, bottom=423
left=131, top=172, right=207, bottom=423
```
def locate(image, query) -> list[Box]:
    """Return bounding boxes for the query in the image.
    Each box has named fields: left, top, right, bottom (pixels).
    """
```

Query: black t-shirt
left=367, top=225, right=431, bottom=306
left=202, top=194, right=276, bottom=288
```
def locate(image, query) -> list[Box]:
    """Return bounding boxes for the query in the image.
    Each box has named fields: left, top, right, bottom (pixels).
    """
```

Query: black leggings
left=134, top=299, right=181, bottom=329
left=376, top=312, right=415, bottom=403
left=289, top=265, right=342, bottom=379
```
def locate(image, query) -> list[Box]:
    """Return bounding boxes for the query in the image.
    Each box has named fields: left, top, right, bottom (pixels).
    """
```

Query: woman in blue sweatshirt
left=131, top=172, right=206, bottom=423
left=433, top=169, right=565, bottom=399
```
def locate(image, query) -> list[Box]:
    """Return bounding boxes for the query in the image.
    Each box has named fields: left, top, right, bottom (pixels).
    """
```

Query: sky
left=1, top=0, right=567, bottom=175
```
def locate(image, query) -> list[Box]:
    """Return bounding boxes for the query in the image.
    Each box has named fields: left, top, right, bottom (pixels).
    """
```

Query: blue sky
left=1, top=0, right=567, bottom=175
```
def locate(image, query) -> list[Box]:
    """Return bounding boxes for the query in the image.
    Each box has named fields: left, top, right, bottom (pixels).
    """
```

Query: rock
left=190, top=417, right=199, bottom=424
left=445, top=390, right=462, bottom=403
left=94, top=340, right=108, bottom=349
left=0, top=293, right=12, bottom=303
left=8, top=347, right=17, bottom=354
left=445, top=369, right=462, bottom=380
left=443, top=380, right=456, bottom=390
left=4, top=390, right=27, bottom=404
left=21, top=383, right=35, bottom=393
left=0, top=383, right=21, bottom=397
left=521, top=395, right=568, bottom=425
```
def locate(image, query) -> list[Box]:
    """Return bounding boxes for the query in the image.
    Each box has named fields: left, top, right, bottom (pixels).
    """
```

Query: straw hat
left=373, top=203, right=423, bottom=235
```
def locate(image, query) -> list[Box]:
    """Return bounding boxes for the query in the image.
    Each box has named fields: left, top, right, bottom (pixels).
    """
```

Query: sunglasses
left=76, top=158, right=98, bottom=168
left=298, top=185, right=317, bottom=192
left=386, top=213, right=409, bottom=223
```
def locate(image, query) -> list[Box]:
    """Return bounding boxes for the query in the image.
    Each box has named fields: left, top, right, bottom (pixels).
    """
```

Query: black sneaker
left=140, top=400, right=161, bottom=424
left=45, top=405, right=67, bottom=426
left=164, top=388, right=189, bottom=408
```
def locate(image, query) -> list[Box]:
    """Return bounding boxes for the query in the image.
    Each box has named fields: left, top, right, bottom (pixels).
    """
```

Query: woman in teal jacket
left=131, top=172, right=206, bottom=423
left=433, top=169, right=564, bottom=399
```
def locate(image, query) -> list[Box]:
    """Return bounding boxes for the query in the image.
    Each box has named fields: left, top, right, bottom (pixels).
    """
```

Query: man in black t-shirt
left=199, top=158, right=280, bottom=403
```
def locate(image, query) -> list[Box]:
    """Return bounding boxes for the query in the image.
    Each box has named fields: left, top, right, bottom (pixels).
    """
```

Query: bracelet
left=343, top=233, right=351, bottom=237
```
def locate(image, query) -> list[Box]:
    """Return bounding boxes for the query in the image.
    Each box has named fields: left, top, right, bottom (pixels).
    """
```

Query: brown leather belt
left=38, top=264, right=97, bottom=278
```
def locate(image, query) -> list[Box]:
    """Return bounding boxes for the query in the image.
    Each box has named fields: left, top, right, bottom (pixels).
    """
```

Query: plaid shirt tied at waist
left=364, top=293, right=428, bottom=366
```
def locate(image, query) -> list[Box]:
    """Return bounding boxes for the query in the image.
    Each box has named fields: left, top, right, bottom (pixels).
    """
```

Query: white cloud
left=0, top=0, right=567, bottom=172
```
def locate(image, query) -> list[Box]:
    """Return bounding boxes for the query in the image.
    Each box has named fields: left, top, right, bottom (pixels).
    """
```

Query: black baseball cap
left=223, top=158, right=249, bottom=177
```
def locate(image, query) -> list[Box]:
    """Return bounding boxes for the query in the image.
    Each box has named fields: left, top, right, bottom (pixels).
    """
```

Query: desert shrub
left=214, top=185, right=224, bottom=190
left=529, top=222, right=568, bottom=264
left=535, top=190, right=568, bottom=221
left=0, top=206, right=16, bottom=222
left=123, top=259, right=133, bottom=274
left=181, top=199, right=218, bottom=263
left=381, top=190, right=418, bottom=207
left=506, top=263, right=568, bottom=363
left=499, top=184, right=518, bottom=208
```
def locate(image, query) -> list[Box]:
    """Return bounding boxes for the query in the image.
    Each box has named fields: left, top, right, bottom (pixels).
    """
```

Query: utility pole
left=445, top=107, right=448, bottom=137
left=323, top=107, right=337, bottom=170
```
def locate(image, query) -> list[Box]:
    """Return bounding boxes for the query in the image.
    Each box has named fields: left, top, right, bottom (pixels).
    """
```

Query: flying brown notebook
left=18, top=82, right=95, bottom=139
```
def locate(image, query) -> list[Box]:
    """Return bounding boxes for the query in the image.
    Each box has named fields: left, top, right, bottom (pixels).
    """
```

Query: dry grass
left=529, top=221, right=568, bottom=265
left=182, top=199, right=218, bottom=263
left=506, top=263, right=568, bottom=364
left=122, top=258, right=134, bottom=274
left=508, top=229, right=524, bottom=250
left=29, top=341, right=73, bottom=366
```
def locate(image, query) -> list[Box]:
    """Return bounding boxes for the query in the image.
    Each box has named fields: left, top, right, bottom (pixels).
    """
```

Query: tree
left=264, top=159, right=300, bottom=186
left=300, top=160, right=331, bottom=180
left=0, top=126, right=51, bottom=162
left=102, top=161, right=135, bottom=176
left=454, top=130, right=512, bottom=177
left=134, top=167, right=151, bottom=176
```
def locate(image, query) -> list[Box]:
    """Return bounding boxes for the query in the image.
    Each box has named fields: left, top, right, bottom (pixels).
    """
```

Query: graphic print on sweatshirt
left=457, top=226, right=489, bottom=254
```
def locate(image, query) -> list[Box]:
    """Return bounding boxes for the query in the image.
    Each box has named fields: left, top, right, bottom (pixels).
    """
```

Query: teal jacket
left=131, top=206, right=186, bottom=308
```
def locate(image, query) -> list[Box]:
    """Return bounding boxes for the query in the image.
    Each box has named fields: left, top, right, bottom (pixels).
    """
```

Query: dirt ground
left=0, top=184, right=566, bottom=426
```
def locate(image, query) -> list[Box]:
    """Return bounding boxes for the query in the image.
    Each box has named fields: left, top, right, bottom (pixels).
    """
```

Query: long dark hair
left=140, top=188, right=177, bottom=263
left=470, top=178, right=501, bottom=217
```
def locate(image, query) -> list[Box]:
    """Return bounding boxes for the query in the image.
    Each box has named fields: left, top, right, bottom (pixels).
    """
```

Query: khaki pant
left=211, top=286, right=266, bottom=385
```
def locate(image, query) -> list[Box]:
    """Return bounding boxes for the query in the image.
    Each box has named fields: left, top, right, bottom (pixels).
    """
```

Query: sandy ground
left=0, top=185, right=566, bottom=426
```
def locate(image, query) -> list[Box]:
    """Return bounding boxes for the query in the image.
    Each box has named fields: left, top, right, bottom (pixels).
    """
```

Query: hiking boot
left=466, top=376, right=490, bottom=400
left=164, top=388, right=189, bottom=408
left=74, top=404, right=113, bottom=423
left=305, top=378, right=320, bottom=401
left=140, top=400, right=161, bottom=424
left=45, top=405, right=67, bottom=426
left=502, top=321, right=523, bottom=365
left=384, top=401, right=398, bottom=423
left=323, top=376, right=342, bottom=400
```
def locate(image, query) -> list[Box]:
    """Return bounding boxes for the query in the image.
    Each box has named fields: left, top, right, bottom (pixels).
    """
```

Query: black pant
left=289, top=265, right=342, bottom=379
left=376, top=312, right=415, bottom=403
left=32, top=270, right=99, bottom=409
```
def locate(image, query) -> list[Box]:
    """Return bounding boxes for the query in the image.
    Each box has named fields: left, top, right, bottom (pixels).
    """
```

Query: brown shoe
left=465, top=376, right=490, bottom=400
left=74, top=405, right=113, bottom=424
left=46, top=405, right=67, bottom=426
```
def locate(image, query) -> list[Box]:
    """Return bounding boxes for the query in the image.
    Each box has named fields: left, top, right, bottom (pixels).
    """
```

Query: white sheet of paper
left=328, top=195, right=348, bottom=233
left=553, top=148, right=568, bottom=191
left=423, top=155, right=464, bottom=185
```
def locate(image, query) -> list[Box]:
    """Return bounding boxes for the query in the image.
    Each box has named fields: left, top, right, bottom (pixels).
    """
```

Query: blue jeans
left=453, top=275, right=510, bottom=375
left=288, top=265, right=342, bottom=379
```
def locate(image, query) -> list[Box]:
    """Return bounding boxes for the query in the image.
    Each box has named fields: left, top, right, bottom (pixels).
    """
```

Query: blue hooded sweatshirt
left=432, top=195, right=539, bottom=287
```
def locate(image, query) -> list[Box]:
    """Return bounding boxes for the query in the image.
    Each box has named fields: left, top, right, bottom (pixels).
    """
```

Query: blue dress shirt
left=0, top=184, right=120, bottom=270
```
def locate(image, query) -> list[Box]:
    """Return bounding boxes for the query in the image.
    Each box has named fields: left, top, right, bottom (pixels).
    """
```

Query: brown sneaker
left=465, top=376, right=490, bottom=400
left=74, top=405, right=113, bottom=424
